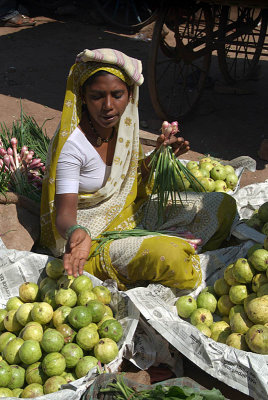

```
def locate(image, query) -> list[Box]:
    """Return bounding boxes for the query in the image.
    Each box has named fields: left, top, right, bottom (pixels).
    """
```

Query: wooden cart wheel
left=91, top=0, right=158, bottom=32
left=147, top=3, right=213, bottom=121
left=217, top=6, right=268, bottom=84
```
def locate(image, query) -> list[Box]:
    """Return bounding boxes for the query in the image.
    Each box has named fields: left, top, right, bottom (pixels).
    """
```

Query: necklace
left=88, top=117, right=115, bottom=146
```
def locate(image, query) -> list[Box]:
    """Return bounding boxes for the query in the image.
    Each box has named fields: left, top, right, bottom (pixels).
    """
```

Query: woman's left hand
left=156, top=133, right=190, bottom=157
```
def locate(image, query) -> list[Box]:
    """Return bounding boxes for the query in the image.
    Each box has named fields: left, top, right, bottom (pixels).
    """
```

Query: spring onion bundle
left=146, top=121, right=205, bottom=227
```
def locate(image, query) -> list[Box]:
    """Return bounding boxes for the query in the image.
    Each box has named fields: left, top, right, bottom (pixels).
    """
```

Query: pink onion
left=0, top=148, right=7, bottom=157
left=20, top=146, right=28, bottom=159
left=7, top=147, right=13, bottom=156
left=10, top=137, right=19, bottom=168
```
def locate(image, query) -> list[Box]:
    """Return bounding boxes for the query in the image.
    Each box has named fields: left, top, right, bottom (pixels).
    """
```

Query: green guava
left=257, top=282, right=268, bottom=297
left=56, top=324, right=76, bottom=343
left=210, top=321, right=231, bottom=344
left=262, top=222, right=268, bottom=235
left=43, top=376, right=66, bottom=394
left=214, top=180, right=228, bottom=192
left=201, top=286, right=217, bottom=297
left=76, top=326, right=99, bottom=351
left=230, top=312, right=253, bottom=334
left=39, top=277, right=56, bottom=291
left=71, top=275, right=93, bottom=294
left=19, top=282, right=39, bottom=302
left=196, top=292, right=217, bottom=313
left=75, top=356, right=98, bottom=378
left=21, top=383, right=44, bottom=398
left=87, top=323, right=98, bottom=330
left=195, top=324, right=211, bottom=337
left=226, top=333, right=248, bottom=351
left=177, top=178, right=191, bottom=192
left=60, top=343, right=83, bottom=368
left=26, top=362, right=48, bottom=385
left=245, top=324, right=268, bottom=354
left=217, top=295, right=234, bottom=316
left=175, top=295, right=197, bottom=318
left=19, top=340, right=42, bottom=365
left=190, top=308, right=213, bottom=327
left=77, top=290, right=97, bottom=306
left=223, top=264, right=237, bottom=286
left=232, top=258, right=254, bottom=283
left=68, top=306, right=92, bottom=329
left=252, top=273, right=268, bottom=293
left=15, top=303, right=34, bottom=326
left=229, top=284, right=248, bottom=304
left=0, top=310, right=7, bottom=332
left=244, top=293, right=257, bottom=315
left=246, top=215, right=263, bottom=231
left=61, top=371, right=77, bottom=383
left=210, top=165, right=226, bottom=181
left=92, top=286, right=111, bottom=304
left=40, top=280, right=58, bottom=300
left=186, top=161, right=198, bottom=170
left=12, top=388, right=23, bottom=397
left=55, top=288, right=77, bottom=307
left=94, top=338, right=119, bottom=364
left=249, top=249, right=268, bottom=272
left=0, top=388, right=13, bottom=397
left=42, top=352, right=66, bottom=377
left=31, top=302, right=54, bottom=325
left=247, top=244, right=264, bottom=258
left=41, top=329, right=65, bottom=353
left=0, top=361, right=11, bottom=387
left=98, top=316, right=115, bottom=328
left=43, top=288, right=58, bottom=310
left=224, top=165, right=235, bottom=175
left=245, top=296, right=268, bottom=324
left=104, top=306, right=114, bottom=317
left=200, top=162, right=214, bottom=172
left=6, top=297, right=24, bottom=311
left=99, top=319, right=123, bottom=343
left=86, top=300, right=106, bottom=323
left=7, top=365, right=25, bottom=389
left=3, top=337, right=24, bottom=365
left=46, top=258, right=65, bottom=279
left=0, top=332, right=16, bottom=352
left=4, top=310, right=23, bottom=332
left=258, top=202, right=268, bottom=223
left=53, top=306, right=72, bottom=327
left=57, top=275, right=75, bottom=289
left=229, top=304, right=245, bottom=320
left=19, top=321, right=43, bottom=342
left=214, top=278, right=230, bottom=296
left=189, top=168, right=203, bottom=180
left=199, top=157, right=212, bottom=165
left=225, top=173, right=238, bottom=190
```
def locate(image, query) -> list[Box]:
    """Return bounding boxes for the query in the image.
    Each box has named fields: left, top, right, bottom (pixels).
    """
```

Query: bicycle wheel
left=218, top=6, right=268, bottom=84
left=92, top=0, right=158, bottom=31
left=148, top=3, right=213, bottom=121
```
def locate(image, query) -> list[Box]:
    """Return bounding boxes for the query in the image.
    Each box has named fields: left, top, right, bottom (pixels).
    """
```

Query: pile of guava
left=175, top=239, right=268, bottom=354
left=245, top=201, right=268, bottom=235
left=184, top=157, right=239, bottom=193
left=0, top=259, right=123, bottom=397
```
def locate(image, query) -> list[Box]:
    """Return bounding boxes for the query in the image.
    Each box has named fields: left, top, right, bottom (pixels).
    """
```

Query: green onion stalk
left=146, top=121, right=205, bottom=227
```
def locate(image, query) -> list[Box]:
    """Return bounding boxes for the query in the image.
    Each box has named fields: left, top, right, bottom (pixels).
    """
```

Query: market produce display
left=245, top=201, right=268, bottom=235
left=0, top=259, right=123, bottom=397
left=176, top=240, right=268, bottom=354
left=185, top=157, right=239, bottom=193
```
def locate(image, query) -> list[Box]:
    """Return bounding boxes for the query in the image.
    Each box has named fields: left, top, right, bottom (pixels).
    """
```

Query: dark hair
left=82, top=70, right=132, bottom=96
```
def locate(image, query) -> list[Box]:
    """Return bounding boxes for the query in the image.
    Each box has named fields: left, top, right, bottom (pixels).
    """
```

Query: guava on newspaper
left=21, top=383, right=44, bottom=398
left=226, top=333, right=248, bottom=351
left=43, top=376, right=66, bottom=394
left=210, top=321, right=231, bottom=344
left=175, top=295, right=197, bottom=318
left=190, top=308, right=213, bottom=327
left=196, top=292, right=217, bottom=313
left=245, top=324, right=268, bottom=354
left=245, top=295, right=268, bottom=325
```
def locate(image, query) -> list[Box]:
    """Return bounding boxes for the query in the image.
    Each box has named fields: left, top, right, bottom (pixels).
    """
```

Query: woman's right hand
left=63, top=229, right=92, bottom=277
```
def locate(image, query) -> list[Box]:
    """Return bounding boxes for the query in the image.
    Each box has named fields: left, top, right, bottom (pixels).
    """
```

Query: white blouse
left=56, top=127, right=111, bottom=194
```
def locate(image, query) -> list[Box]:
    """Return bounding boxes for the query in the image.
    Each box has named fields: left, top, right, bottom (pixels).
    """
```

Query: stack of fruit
left=0, top=259, right=123, bottom=398
left=245, top=201, right=268, bottom=235
left=185, top=157, right=239, bottom=193
left=176, top=240, right=268, bottom=354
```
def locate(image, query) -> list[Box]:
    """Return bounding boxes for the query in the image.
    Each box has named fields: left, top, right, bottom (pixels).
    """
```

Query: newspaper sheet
left=0, top=242, right=139, bottom=400
left=126, top=241, right=268, bottom=400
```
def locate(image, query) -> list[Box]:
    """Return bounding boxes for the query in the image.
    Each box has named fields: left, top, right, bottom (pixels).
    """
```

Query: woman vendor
left=40, top=48, right=237, bottom=291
